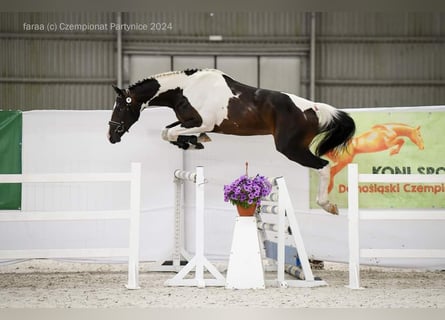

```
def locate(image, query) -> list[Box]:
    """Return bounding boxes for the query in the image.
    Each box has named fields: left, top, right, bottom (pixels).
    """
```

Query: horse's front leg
left=162, top=123, right=213, bottom=150
left=316, top=164, right=339, bottom=215
left=327, top=151, right=355, bottom=193
left=275, top=139, right=339, bottom=215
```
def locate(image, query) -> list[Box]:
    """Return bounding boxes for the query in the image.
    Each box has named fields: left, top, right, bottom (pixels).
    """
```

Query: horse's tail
left=314, top=103, right=356, bottom=157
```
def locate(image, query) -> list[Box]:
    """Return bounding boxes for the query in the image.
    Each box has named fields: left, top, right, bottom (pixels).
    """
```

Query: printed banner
left=0, top=111, right=22, bottom=210
left=310, top=108, right=445, bottom=209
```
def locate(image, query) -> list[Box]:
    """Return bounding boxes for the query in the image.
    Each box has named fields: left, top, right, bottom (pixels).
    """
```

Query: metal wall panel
left=319, top=86, right=445, bottom=109
left=0, top=12, right=115, bottom=33
left=316, top=12, right=445, bottom=108
left=260, top=57, right=300, bottom=95
left=124, top=12, right=309, bottom=36
left=1, top=12, right=445, bottom=110
left=216, top=56, right=257, bottom=87
left=318, top=42, right=445, bottom=81
left=129, top=56, right=171, bottom=85
left=0, top=38, right=114, bottom=79
left=0, top=12, right=116, bottom=110
left=318, top=12, right=445, bottom=36
left=0, top=83, right=114, bottom=110
left=173, top=56, right=214, bottom=70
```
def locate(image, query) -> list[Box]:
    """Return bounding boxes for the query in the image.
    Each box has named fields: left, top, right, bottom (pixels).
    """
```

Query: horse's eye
left=126, top=97, right=132, bottom=104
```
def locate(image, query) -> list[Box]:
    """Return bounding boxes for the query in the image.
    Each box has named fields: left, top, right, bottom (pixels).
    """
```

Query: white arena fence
left=0, top=162, right=142, bottom=290
left=347, top=163, right=445, bottom=289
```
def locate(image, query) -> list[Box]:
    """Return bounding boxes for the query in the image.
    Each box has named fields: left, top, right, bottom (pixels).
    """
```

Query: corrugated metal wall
left=124, top=12, right=309, bottom=36
left=316, top=12, right=445, bottom=108
left=0, top=12, right=116, bottom=110
left=0, top=12, right=444, bottom=110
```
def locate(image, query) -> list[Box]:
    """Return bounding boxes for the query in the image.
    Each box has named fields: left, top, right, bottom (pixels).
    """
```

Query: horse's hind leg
left=276, top=143, right=339, bottom=215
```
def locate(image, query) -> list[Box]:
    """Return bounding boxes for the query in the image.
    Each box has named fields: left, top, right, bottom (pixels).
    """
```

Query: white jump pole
left=347, top=163, right=362, bottom=289
left=194, top=166, right=205, bottom=286
left=126, top=162, right=142, bottom=289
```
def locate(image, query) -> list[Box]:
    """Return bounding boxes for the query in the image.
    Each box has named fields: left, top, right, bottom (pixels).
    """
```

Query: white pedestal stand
left=225, top=216, right=265, bottom=290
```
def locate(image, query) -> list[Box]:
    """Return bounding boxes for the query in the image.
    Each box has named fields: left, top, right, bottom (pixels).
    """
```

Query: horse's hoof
left=318, top=201, right=339, bottom=215
left=327, top=203, right=339, bottom=215
left=198, top=133, right=211, bottom=143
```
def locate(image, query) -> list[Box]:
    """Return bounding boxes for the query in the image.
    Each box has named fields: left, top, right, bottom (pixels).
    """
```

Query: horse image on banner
left=311, top=109, right=445, bottom=209
left=107, top=69, right=355, bottom=215
left=326, top=123, right=425, bottom=193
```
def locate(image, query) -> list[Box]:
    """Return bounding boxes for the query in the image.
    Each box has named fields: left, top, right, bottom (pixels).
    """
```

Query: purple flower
left=223, top=173, right=272, bottom=209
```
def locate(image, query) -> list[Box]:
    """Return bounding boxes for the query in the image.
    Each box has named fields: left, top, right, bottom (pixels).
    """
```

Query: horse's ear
left=112, top=85, right=125, bottom=97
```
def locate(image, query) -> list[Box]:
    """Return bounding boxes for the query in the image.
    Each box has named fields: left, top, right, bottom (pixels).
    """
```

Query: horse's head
left=108, top=85, right=142, bottom=144
left=411, top=125, right=425, bottom=150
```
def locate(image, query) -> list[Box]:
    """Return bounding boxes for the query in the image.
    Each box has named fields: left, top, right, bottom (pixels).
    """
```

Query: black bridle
left=108, top=120, right=128, bottom=134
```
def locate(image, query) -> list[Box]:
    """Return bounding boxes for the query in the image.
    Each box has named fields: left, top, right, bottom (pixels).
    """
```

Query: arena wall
left=2, top=107, right=443, bottom=269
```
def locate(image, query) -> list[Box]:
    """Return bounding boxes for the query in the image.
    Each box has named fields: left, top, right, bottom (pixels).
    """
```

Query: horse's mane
left=128, top=69, right=204, bottom=91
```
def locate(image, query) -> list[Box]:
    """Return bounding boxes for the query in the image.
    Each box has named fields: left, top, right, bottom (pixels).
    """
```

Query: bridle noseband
left=108, top=120, right=127, bottom=134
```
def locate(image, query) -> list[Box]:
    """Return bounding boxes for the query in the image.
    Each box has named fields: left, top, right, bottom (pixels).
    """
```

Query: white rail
left=347, top=163, right=445, bottom=289
left=0, top=162, right=142, bottom=290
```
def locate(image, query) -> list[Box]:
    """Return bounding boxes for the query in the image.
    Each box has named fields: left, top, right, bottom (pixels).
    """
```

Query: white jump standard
left=257, top=176, right=327, bottom=288
left=347, top=163, right=445, bottom=289
left=164, top=166, right=225, bottom=288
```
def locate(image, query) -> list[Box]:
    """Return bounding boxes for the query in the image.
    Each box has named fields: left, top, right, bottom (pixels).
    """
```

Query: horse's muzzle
left=108, top=134, right=121, bottom=144
left=108, top=130, right=121, bottom=144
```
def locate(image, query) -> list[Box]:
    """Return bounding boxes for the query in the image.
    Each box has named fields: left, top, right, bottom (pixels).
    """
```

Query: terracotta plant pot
left=236, top=204, right=257, bottom=216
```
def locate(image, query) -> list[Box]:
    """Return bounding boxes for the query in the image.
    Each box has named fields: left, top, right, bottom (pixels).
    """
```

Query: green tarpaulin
left=0, top=111, right=22, bottom=210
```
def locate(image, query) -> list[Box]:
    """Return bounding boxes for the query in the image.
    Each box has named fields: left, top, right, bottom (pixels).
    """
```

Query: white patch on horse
left=283, top=93, right=339, bottom=128
left=282, top=93, right=314, bottom=112
left=181, top=70, right=233, bottom=127
left=153, top=72, right=190, bottom=97
left=150, top=70, right=233, bottom=130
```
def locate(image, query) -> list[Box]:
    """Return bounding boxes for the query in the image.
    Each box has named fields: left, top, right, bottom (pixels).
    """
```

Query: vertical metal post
left=116, top=12, right=123, bottom=88
left=347, top=163, right=362, bottom=289
left=310, top=12, right=316, bottom=101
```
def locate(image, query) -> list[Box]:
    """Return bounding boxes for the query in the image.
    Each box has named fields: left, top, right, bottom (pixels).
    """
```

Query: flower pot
left=236, top=204, right=257, bottom=216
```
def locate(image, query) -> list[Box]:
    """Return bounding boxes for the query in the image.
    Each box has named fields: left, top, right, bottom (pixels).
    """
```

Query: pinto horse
left=108, top=69, right=355, bottom=214
left=325, top=123, right=424, bottom=193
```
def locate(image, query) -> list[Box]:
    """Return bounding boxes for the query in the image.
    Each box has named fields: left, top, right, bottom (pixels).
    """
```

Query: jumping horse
left=108, top=69, right=355, bottom=214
